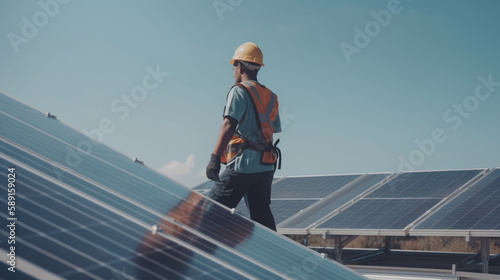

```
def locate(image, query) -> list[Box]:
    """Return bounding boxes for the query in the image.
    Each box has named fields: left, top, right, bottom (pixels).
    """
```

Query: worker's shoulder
left=230, top=84, right=251, bottom=98
left=226, top=86, right=251, bottom=107
left=235, top=82, right=275, bottom=93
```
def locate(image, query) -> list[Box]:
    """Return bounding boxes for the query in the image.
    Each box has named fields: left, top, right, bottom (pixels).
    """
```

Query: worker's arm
left=206, top=116, right=238, bottom=181
left=212, top=116, right=238, bottom=156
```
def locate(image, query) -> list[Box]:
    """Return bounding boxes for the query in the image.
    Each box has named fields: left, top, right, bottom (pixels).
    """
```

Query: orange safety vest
left=220, top=81, right=282, bottom=169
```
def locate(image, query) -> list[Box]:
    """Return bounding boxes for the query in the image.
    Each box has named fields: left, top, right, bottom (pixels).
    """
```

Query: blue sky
left=1, top=0, right=499, bottom=187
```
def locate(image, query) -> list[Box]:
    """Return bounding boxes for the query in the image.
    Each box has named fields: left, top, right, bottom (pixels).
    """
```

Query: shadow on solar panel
left=0, top=92, right=366, bottom=279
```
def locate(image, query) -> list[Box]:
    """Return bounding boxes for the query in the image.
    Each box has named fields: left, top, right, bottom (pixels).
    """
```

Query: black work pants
left=209, top=164, right=276, bottom=231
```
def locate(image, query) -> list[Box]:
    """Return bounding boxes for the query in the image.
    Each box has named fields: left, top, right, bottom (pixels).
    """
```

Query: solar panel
left=312, top=170, right=485, bottom=235
left=227, top=175, right=364, bottom=227
left=413, top=168, right=500, bottom=235
left=0, top=92, right=366, bottom=279
left=234, top=198, right=319, bottom=225
left=0, top=157, right=255, bottom=279
left=279, top=173, right=393, bottom=230
left=272, top=175, right=361, bottom=199
left=318, top=198, right=440, bottom=230
left=366, top=170, right=483, bottom=198
left=197, top=175, right=364, bottom=227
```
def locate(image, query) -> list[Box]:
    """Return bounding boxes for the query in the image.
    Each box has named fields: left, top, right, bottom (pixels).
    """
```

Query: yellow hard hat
left=229, top=42, right=264, bottom=66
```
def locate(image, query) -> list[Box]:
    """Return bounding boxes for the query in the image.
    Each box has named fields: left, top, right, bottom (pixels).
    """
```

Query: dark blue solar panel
left=366, top=170, right=483, bottom=198
left=235, top=199, right=319, bottom=225
left=0, top=92, right=366, bottom=279
left=285, top=173, right=391, bottom=229
left=319, top=198, right=440, bottom=229
left=316, top=170, right=484, bottom=231
left=415, top=168, right=500, bottom=230
left=0, top=100, right=191, bottom=216
left=0, top=158, right=257, bottom=279
left=199, top=176, right=362, bottom=226
left=272, top=175, right=361, bottom=198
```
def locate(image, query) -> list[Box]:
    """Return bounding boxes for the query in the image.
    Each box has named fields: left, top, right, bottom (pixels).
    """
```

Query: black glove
left=206, top=154, right=221, bottom=182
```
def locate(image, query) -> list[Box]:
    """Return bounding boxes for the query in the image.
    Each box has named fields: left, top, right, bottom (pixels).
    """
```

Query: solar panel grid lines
left=0, top=229, right=106, bottom=280
left=0, top=115, right=193, bottom=209
left=262, top=174, right=362, bottom=228
left=270, top=174, right=361, bottom=199
left=0, top=137, right=190, bottom=222
left=8, top=177, right=286, bottom=278
left=0, top=140, right=244, bottom=249
left=276, top=174, right=368, bottom=228
left=310, top=170, right=486, bottom=236
left=0, top=141, right=178, bottom=222
left=0, top=159, right=273, bottom=279
left=0, top=159, right=180, bottom=278
left=304, top=173, right=396, bottom=230
left=1, top=92, right=368, bottom=279
left=1, top=212, right=168, bottom=280
left=267, top=199, right=319, bottom=226
left=0, top=247, right=66, bottom=280
left=0, top=212, right=159, bottom=280
left=8, top=200, right=191, bottom=279
left=233, top=199, right=321, bottom=225
left=367, top=171, right=427, bottom=198
left=411, top=168, right=500, bottom=237
left=0, top=150, right=155, bottom=227
left=0, top=212, right=251, bottom=280
left=322, top=199, right=440, bottom=231
left=309, top=172, right=403, bottom=231
left=225, top=175, right=365, bottom=226
left=277, top=173, right=394, bottom=231
left=6, top=178, right=229, bottom=279
left=1, top=154, right=293, bottom=279
left=403, top=168, right=490, bottom=233
left=369, top=169, right=487, bottom=199
left=0, top=91, right=184, bottom=187
left=0, top=95, right=203, bottom=202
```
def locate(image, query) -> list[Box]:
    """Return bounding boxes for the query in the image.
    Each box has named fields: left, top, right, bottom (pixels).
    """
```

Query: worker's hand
left=206, top=154, right=221, bottom=182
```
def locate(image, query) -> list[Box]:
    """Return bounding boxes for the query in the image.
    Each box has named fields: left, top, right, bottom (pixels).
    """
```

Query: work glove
left=206, top=154, right=221, bottom=182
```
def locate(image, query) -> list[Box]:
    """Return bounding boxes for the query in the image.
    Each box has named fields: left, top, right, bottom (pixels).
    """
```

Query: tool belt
left=220, top=136, right=282, bottom=170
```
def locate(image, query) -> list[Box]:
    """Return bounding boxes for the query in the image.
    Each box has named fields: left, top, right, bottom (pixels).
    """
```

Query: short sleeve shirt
left=223, top=81, right=281, bottom=173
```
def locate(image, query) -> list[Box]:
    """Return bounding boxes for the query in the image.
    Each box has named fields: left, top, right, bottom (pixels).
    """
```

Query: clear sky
left=1, top=0, right=499, bottom=187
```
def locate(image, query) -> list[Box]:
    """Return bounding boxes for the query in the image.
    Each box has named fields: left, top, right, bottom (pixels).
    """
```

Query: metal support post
left=334, top=236, right=343, bottom=263
left=481, top=237, right=490, bottom=274
left=384, top=236, right=392, bottom=255
left=301, top=235, right=309, bottom=247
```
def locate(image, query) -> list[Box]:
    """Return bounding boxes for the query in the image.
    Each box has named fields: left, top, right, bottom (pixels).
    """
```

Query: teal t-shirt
left=223, top=81, right=281, bottom=173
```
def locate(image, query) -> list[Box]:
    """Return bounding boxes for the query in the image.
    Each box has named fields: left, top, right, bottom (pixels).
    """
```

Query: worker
left=206, top=42, right=282, bottom=231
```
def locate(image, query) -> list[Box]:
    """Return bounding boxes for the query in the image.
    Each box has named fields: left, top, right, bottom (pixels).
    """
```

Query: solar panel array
left=248, top=175, right=364, bottom=226
left=197, top=167, right=500, bottom=238
left=412, top=168, right=500, bottom=236
left=0, top=92, right=367, bottom=279
left=313, top=170, right=485, bottom=235
left=280, top=173, right=392, bottom=230
left=195, top=174, right=379, bottom=227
